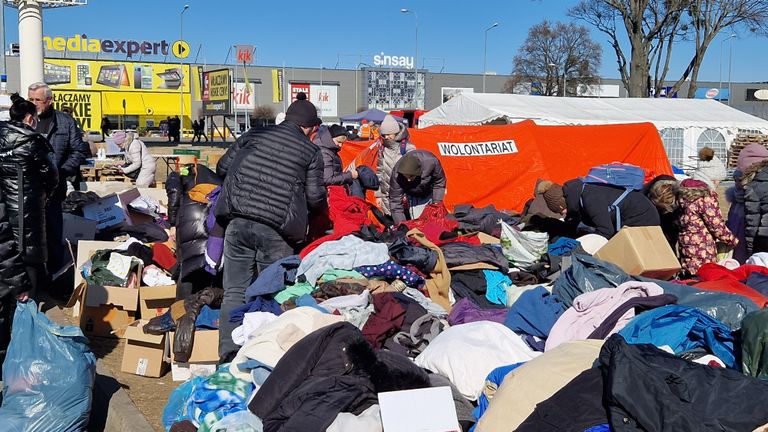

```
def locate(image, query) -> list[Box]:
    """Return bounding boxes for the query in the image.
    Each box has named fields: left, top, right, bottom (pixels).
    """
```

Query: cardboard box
left=63, top=213, right=98, bottom=244
left=139, top=285, right=177, bottom=319
left=121, top=320, right=169, bottom=378
left=168, top=329, right=220, bottom=381
left=137, top=188, right=168, bottom=207
left=594, top=226, right=681, bottom=280
left=79, top=181, right=132, bottom=197
left=82, top=188, right=151, bottom=229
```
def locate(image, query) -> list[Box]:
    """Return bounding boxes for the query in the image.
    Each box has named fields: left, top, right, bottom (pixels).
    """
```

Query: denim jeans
left=219, top=218, right=294, bottom=361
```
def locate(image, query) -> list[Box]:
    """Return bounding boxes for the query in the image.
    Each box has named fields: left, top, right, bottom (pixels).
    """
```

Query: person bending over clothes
left=541, top=178, right=660, bottom=240
left=677, top=179, right=737, bottom=275
left=113, top=130, right=156, bottom=187
left=644, top=175, right=681, bottom=253
left=375, top=114, right=415, bottom=215
left=389, top=150, right=446, bottom=225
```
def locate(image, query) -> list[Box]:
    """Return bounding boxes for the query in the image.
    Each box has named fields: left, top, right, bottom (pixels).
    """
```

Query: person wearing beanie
left=691, top=147, right=727, bottom=190
left=215, top=91, right=327, bottom=362
left=677, top=179, right=737, bottom=275
left=313, top=123, right=359, bottom=187
left=113, top=130, right=156, bottom=187
left=389, top=149, right=446, bottom=224
left=741, top=145, right=768, bottom=257
left=560, top=178, right=660, bottom=240
left=375, top=114, right=415, bottom=215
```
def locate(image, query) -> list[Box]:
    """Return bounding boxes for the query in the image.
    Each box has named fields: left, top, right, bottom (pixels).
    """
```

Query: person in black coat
left=742, top=157, right=768, bottom=256
left=313, top=124, right=358, bottom=187
left=28, top=82, right=90, bottom=287
left=544, top=178, right=660, bottom=239
left=0, top=94, right=58, bottom=374
left=215, top=92, right=327, bottom=362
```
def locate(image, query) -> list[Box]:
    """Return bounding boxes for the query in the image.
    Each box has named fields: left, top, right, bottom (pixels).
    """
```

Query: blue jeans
left=219, top=218, right=293, bottom=361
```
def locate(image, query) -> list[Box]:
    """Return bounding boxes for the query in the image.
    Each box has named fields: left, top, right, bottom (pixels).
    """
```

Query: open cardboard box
left=121, top=320, right=169, bottom=378
left=168, top=329, right=219, bottom=381
left=594, top=226, right=681, bottom=280
left=139, top=284, right=177, bottom=319
left=82, top=188, right=153, bottom=229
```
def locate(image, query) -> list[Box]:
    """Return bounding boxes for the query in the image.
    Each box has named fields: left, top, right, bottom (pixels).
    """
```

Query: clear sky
left=3, top=0, right=766, bottom=83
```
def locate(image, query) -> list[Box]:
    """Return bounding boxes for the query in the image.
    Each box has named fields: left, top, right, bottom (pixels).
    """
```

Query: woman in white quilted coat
left=113, top=130, right=156, bottom=187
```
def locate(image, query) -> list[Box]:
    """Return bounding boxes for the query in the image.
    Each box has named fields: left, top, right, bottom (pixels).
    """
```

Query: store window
left=697, top=129, right=727, bottom=163
left=660, top=128, right=684, bottom=168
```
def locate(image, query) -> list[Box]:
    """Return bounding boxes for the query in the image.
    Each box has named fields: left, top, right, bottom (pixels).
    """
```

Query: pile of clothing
left=162, top=201, right=768, bottom=432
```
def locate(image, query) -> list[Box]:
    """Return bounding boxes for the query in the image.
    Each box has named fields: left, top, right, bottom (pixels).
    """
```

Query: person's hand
left=376, top=198, right=384, bottom=209
left=15, top=292, right=29, bottom=302
left=350, top=169, right=359, bottom=180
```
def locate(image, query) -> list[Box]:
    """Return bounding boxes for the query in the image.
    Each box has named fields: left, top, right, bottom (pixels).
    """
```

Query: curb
left=90, top=361, right=156, bottom=432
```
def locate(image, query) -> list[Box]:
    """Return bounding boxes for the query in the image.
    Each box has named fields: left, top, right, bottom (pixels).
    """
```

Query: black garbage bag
left=62, top=191, right=101, bottom=215
left=552, top=254, right=632, bottom=308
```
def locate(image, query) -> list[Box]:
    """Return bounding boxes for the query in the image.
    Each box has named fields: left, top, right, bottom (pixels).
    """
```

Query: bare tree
left=670, top=0, right=768, bottom=98
left=570, top=0, right=690, bottom=97
left=513, top=20, right=602, bottom=96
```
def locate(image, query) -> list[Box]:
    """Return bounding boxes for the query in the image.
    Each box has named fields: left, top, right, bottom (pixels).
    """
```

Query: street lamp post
left=179, top=4, right=189, bottom=142
left=728, top=33, right=736, bottom=106
left=400, top=8, right=418, bottom=108
left=483, top=22, right=499, bottom=93
left=719, top=33, right=736, bottom=103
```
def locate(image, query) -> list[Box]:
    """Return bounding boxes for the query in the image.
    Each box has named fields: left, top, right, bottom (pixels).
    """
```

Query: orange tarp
left=340, top=120, right=672, bottom=212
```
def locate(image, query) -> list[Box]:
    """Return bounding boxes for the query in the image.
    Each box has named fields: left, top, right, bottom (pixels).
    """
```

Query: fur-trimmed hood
left=741, top=158, right=768, bottom=187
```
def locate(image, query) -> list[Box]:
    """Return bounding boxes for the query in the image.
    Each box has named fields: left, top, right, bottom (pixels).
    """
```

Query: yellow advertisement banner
left=272, top=69, right=283, bottom=103
left=51, top=90, right=101, bottom=131
left=43, top=58, right=191, bottom=93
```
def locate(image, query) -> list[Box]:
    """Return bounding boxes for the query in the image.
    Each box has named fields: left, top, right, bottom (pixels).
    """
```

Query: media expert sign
left=52, top=91, right=101, bottom=131
left=202, top=69, right=231, bottom=115
left=44, top=35, right=175, bottom=59
left=438, top=140, right=519, bottom=157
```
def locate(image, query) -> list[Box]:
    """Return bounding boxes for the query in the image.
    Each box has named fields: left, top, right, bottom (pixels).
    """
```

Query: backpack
left=581, top=163, right=646, bottom=231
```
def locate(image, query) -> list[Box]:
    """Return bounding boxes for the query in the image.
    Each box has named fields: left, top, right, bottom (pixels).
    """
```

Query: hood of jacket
left=314, top=125, right=341, bottom=152
left=0, top=121, right=45, bottom=152
left=742, top=158, right=768, bottom=187
left=678, top=181, right=712, bottom=202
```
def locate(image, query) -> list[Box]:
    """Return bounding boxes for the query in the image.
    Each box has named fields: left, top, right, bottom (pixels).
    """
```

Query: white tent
left=419, top=93, right=768, bottom=169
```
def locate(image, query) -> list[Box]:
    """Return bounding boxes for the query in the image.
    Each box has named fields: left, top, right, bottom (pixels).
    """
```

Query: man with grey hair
left=28, top=82, right=90, bottom=290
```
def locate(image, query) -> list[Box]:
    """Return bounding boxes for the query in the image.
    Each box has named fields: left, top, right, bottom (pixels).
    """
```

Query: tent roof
left=419, top=93, right=768, bottom=130
left=340, top=108, right=405, bottom=124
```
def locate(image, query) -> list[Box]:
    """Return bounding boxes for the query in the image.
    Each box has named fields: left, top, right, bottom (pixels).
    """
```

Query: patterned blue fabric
left=355, top=260, right=425, bottom=288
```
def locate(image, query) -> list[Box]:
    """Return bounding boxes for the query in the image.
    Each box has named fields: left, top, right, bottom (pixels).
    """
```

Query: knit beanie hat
left=329, top=124, right=347, bottom=138
left=285, top=92, right=321, bottom=127
left=112, top=130, right=127, bottom=145
left=543, top=183, right=566, bottom=214
left=397, top=153, right=422, bottom=177
left=737, top=143, right=768, bottom=173
left=380, top=115, right=400, bottom=135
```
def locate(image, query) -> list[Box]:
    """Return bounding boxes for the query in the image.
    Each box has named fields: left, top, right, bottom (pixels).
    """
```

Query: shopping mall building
left=3, top=35, right=768, bottom=134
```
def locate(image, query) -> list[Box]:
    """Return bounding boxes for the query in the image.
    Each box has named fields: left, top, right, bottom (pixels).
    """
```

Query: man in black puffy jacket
left=216, top=93, right=327, bottom=361
left=28, top=82, right=91, bottom=283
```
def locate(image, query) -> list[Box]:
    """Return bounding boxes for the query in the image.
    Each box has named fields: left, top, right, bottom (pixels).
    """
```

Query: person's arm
left=34, top=137, right=58, bottom=197
left=305, top=150, right=327, bottom=210
left=745, top=185, right=762, bottom=255
left=389, top=173, right=407, bottom=225
left=431, top=158, right=447, bottom=202
left=322, top=151, right=354, bottom=186
left=121, top=141, right=142, bottom=174
left=58, top=115, right=88, bottom=177
left=699, top=195, right=737, bottom=247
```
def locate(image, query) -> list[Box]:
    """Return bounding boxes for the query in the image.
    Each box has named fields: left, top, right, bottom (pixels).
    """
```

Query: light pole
left=728, top=33, right=736, bottom=106
left=719, top=33, right=736, bottom=102
left=400, top=8, right=418, bottom=108
left=179, top=4, right=189, bottom=141
left=483, top=22, right=499, bottom=93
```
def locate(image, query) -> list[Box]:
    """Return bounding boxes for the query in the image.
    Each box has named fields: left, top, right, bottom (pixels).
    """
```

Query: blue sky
left=4, top=0, right=766, bottom=83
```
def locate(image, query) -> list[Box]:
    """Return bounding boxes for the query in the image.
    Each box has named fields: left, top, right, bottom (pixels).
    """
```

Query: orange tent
left=340, top=121, right=672, bottom=212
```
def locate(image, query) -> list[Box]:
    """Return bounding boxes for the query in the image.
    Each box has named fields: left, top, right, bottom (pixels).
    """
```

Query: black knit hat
left=397, top=153, right=423, bottom=177
left=285, top=92, right=321, bottom=127
left=329, top=124, right=347, bottom=138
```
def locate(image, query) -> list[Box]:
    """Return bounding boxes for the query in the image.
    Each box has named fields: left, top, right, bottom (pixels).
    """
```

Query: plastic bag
left=552, top=254, right=632, bottom=308
left=500, top=221, right=548, bottom=270
left=208, top=410, right=264, bottom=432
left=0, top=300, right=96, bottom=432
